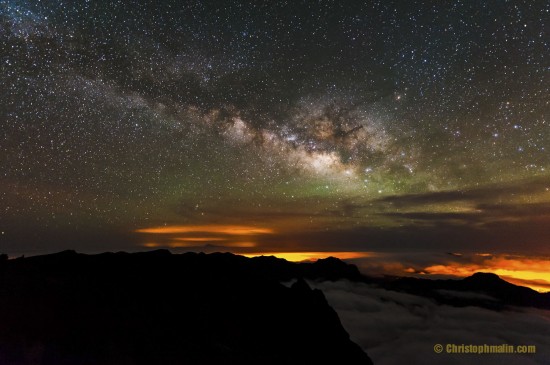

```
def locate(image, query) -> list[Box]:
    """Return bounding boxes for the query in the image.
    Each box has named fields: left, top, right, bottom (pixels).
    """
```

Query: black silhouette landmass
left=1, top=250, right=548, bottom=364
left=247, top=252, right=550, bottom=311
left=0, top=250, right=373, bottom=365
left=380, top=272, right=550, bottom=310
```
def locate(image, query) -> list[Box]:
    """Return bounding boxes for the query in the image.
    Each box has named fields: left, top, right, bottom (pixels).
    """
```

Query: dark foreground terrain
left=0, top=250, right=373, bottom=365
left=2, top=250, right=548, bottom=365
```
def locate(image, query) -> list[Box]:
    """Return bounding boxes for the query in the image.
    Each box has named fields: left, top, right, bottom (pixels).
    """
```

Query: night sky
left=1, top=1, right=549, bottom=287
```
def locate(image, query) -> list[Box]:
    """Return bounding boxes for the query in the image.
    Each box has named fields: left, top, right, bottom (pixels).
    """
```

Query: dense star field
left=1, top=1, right=549, bottom=287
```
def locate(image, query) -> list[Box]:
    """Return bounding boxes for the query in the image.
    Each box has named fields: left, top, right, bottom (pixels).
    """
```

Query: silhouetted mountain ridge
left=244, top=253, right=550, bottom=310
left=1, top=249, right=548, bottom=364
left=377, top=271, right=550, bottom=310
left=0, top=250, right=372, bottom=365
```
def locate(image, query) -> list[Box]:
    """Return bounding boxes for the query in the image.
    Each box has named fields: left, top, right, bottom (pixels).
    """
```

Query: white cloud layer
left=311, top=280, right=550, bottom=365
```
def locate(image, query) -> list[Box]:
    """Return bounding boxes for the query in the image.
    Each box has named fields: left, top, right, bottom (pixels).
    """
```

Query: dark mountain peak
left=21, top=249, right=80, bottom=266
left=381, top=271, right=550, bottom=310
left=314, top=256, right=349, bottom=268
left=251, top=254, right=288, bottom=264
left=134, top=248, right=172, bottom=257
left=47, top=249, right=79, bottom=257
left=318, top=256, right=343, bottom=263
left=307, top=256, right=362, bottom=281
left=472, top=272, right=498, bottom=278
left=460, top=272, right=513, bottom=291
left=466, top=272, right=504, bottom=283
left=461, top=272, right=532, bottom=292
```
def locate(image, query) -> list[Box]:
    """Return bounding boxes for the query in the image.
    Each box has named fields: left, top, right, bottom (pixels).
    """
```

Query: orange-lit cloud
left=136, top=224, right=274, bottom=249
left=136, top=225, right=274, bottom=235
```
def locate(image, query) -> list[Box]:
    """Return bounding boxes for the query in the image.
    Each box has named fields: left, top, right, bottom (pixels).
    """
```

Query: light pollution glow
left=135, top=225, right=550, bottom=292
left=421, top=255, right=550, bottom=292
left=241, top=252, right=373, bottom=262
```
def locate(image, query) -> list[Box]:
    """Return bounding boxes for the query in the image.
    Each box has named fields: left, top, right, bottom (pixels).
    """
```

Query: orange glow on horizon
left=422, top=255, right=550, bottom=292
left=136, top=225, right=275, bottom=235
left=241, top=251, right=372, bottom=262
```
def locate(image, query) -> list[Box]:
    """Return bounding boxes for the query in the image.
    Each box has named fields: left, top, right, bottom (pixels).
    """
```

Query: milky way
left=1, top=1, right=549, bottom=259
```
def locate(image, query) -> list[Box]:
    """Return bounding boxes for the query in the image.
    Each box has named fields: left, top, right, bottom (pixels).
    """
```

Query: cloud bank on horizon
left=313, top=280, right=550, bottom=365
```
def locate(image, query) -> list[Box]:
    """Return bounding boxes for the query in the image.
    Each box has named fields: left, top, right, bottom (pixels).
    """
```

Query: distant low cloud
left=135, top=224, right=275, bottom=248
left=311, top=280, right=550, bottom=365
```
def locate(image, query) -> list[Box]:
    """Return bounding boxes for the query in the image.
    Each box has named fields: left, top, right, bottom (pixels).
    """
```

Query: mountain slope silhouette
left=0, top=250, right=373, bottom=365
left=382, top=271, right=550, bottom=310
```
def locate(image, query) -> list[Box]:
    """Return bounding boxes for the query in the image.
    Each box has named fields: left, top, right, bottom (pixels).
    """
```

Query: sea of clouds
left=310, top=280, right=550, bottom=365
